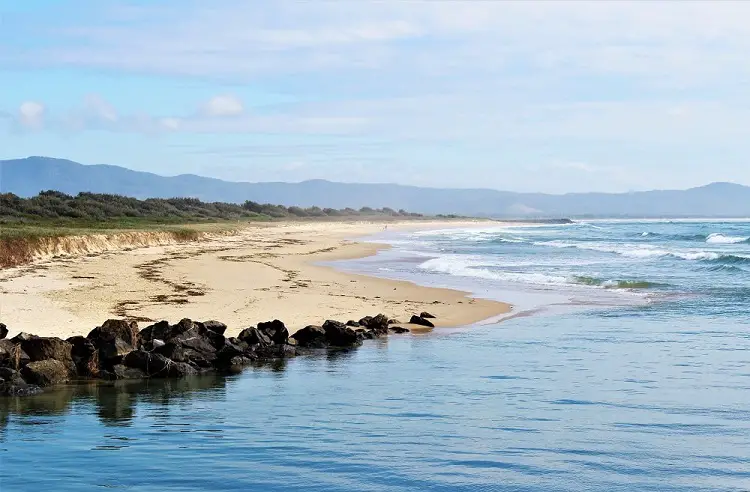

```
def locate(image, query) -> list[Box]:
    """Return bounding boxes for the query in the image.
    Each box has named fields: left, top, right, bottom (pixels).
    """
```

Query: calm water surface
left=2, top=220, right=750, bottom=491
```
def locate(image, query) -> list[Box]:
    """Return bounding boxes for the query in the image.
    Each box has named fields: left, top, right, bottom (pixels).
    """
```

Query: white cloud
left=200, top=95, right=244, bottom=117
left=83, top=94, right=118, bottom=122
left=18, top=101, right=46, bottom=130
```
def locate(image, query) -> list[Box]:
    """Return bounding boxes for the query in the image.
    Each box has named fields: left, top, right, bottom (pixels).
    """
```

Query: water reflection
left=1, top=373, right=229, bottom=434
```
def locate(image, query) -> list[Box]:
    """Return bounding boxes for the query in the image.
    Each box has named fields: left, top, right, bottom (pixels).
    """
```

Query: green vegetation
left=0, top=190, right=424, bottom=238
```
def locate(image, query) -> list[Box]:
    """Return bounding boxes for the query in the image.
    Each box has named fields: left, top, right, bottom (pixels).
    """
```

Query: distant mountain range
left=2, top=156, right=750, bottom=218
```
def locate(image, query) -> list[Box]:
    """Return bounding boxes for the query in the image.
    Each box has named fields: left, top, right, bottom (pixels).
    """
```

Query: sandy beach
left=0, top=220, right=511, bottom=339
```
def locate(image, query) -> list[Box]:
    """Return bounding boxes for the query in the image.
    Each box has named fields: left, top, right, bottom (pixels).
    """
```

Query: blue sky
left=2, top=1, right=750, bottom=193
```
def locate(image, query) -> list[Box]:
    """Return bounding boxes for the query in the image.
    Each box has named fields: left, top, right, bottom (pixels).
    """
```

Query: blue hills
left=2, top=156, right=750, bottom=218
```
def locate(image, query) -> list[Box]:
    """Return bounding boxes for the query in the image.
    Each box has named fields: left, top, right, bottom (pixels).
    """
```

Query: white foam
left=706, top=233, right=749, bottom=244
left=532, top=240, right=728, bottom=261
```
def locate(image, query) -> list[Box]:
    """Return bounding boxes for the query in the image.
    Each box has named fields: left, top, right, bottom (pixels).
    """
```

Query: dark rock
left=109, top=364, right=148, bottom=380
left=200, top=320, right=227, bottom=335
left=0, top=368, right=43, bottom=396
left=361, top=314, right=389, bottom=336
left=215, top=340, right=247, bottom=367
left=322, top=320, right=361, bottom=347
left=167, top=362, right=198, bottom=378
left=154, top=342, right=188, bottom=363
left=0, top=339, right=29, bottom=369
left=138, top=320, right=172, bottom=344
left=346, top=320, right=361, bottom=327
left=180, top=336, right=216, bottom=355
left=202, top=330, right=226, bottom=351
left=10, top=332, right=38, bottom=343
left=290, top=325, right=327, bottom=348
left=420, top=312, right=436, bottom=319
left=100, top=337, right=136, bottom=362
left=0, top=323, right=7, bottom=340
left=256, top=344, right=296, bottom=359
left=175, top=318, right=196, bottom=333
left=358, top=316, right=374, bottom=327
left=90, top=319, right=139, bottom=347
left=388, top=319, right=402, bottom=325
left=226, top=356, right=255, bottom=371
left=67, top=336, right=100, bottom=377
left=238, top=327, right=271, bottom=346
left=20, top=337, right=73, bottom=367
left=355, top=328, right=374, bottom=340
left=410, top=315, right=435, bottom=328
left=21, top=359, right=70, bottom=386
left=389, top=326, right=410, bottom=334
left=0, top=367, right=18, bottom=381
left=141, top=338, right=166, bottom=352
left=258, top=320, right=289, bottom=345
left=88, top=319, right=139, bottom=361
left=123, top=350, right=171, bottom=377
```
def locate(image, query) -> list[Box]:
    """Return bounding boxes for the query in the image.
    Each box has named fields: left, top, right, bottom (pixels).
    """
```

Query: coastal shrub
left=0, top=191, right=424, bottom=226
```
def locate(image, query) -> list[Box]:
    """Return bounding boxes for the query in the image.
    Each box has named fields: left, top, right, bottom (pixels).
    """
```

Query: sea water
left=2, top=220, right=750, bottom=491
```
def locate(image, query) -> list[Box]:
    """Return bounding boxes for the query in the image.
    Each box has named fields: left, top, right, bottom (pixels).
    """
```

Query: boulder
left=21, top=337, right=73, bottom=365
left=154, top=342, right=188, bottom=363
left=238, top=327, right=271, bottom=346
left=123, top=350, right=171, bottom=377
left=361, top=314, right=389, bottom=336
left=255, top=344, right=296, bottom=359
left=388, top=319, right=402, bottom=325
left=257, top=320, right=288, bottom=345
left=88, top=319, right=139, bottom=361
left=346, top=320, right=361, bottom=327
left=167, top=362, right=198, bottom=378
left=200, top=320, right=227, bottom=335
left=322, top=320, right=361, bottom=347
left=10, top=332, right=37, bottom=343
left=0, top=323, right=7, bottom=340
left=67, top=336, right=100, bottom=377
left=138, top=320, right=172, bottom=344
left=202, top=330, right=226, bottom=351
left=410, top=315, right=435, bottom=328
left=21, top=359, right=70, bottom=387
left=290, top=325, right=327, bottom=348
left=215, top=341, right=248, bottom=368
left=0, top=339, right=29, bottom=369
left=0, top=368, right=42, bottom=396
left=106, top=365, right=148, bottom=380
left=141, top=338, right=166, bottom=352
left=355, top=328, right=374, bottom=340
left=389, top=326, right=410, bottom=334
left=358, top=316, right=373, bottom=327
left=420, top=312, right=437, bottom=319
left=91, top=319, right=139, bottom=347
left=173, top=318, right=197, bottom=335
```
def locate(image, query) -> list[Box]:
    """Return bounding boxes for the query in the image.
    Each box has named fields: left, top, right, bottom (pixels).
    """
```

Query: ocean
left=3, top=220, right=750, bottom=491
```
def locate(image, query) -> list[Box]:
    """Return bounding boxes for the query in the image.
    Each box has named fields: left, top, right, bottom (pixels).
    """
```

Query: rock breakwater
left=0, top=314, right=414, bottom=396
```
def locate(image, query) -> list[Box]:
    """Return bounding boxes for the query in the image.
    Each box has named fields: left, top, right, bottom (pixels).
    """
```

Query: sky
left=2, top=0, right=750, bottom=193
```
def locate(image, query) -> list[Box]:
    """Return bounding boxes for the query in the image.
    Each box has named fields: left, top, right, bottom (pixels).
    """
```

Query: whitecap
left=706, top=233, right=749, bottom=244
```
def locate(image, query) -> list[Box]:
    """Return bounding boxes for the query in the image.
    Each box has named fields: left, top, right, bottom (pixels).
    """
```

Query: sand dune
left=0, top=221, right=511, bottom=338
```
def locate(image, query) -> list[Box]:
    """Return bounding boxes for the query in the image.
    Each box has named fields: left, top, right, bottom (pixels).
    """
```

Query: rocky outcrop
left=21, top=360, right=70, bottom=387
left=389, top=326, right=410, bottom=334
left=88, top=319, right=140, bottom=363
left=0, top=323, right=7, bottom=340
left=0, top=367, right=42, bottom=396
left=0, top=312, right=415, bottom=396
left=290, top=325, right=327, bottom=348
left=410, top=315, right=435, bottom=328
left=322, top=320, right=361, bottom=347
left=67, top=336, right=100, bottom=377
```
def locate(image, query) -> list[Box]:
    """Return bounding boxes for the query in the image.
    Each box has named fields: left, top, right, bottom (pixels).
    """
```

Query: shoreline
left=0, top=220, right=512, bottom=339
